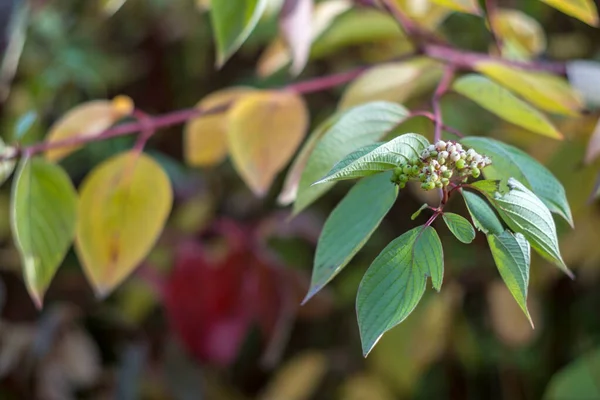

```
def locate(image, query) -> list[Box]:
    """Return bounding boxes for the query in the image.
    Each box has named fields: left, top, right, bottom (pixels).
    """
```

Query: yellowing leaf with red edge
left=430, top=0, right=481, bottom=15
left=75, top=151, right=172, bottom=297
left=183, top=87, right=255, bottom=167
left=475, top=61, right=585, bottom=117
left=540, top=0, right=599, bottom=27
left=494, top=9, right=547, bottom=58
left=227, top=90, right=309, bottom=196
left=45, top=96, right=134, bottom=162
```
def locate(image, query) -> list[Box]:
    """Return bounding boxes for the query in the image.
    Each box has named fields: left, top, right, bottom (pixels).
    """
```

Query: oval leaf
left=494, top=9, right=547, bottom=58
left=314, top=133, right=429, bottom=184
left=11, top=157, right=78, bottom=307
left=453, top=74, right=562, bottom=139
left=475, top=61, right=584, bottom=116
left=540, top=0, right=599, bottom=27
left=461, top=136, right=573, bottom=227
left=304, top=172, right=398, bottom=304
left=338, top=59, right=443, bottom=110
left=356, top=225, right=443, bottom=356
left=544, top=347, right=600, bottom=400
left=442, top=212, right=475, bottom=244
left=278, top=114, right=339, bottom=205
left=461, top=190, right=504, bottom=235
left=227, top=90, right=309, bottom=196
left=210, top=0, right=268, bottom=67
left=488, top=230, right=533, bottom=326
left=280, top=0, right=313, bottom=75
left=76, top=152, right=173, bottom=297
left=183, top=87, right=254, bottom=167
left=294, top=102, right=409, bottom=215
left=44, top=96, right=134, bottom=162
left=489, top=178, right=572, bottom=278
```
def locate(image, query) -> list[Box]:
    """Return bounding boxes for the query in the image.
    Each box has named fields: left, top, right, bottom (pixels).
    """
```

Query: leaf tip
left=30, top=292, right=44, bottom=310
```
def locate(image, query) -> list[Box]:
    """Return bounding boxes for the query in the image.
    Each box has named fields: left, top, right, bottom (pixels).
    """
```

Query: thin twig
left=432, top=66, right=456, bottom=142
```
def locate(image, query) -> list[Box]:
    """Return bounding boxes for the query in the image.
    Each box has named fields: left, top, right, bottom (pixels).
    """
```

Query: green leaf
left=474, top=61, right=584, bottom=116
left=294, top=102, right=410, bottom=215
left=453, top=74, right=562, bottom=139
left=469, top=179, right=501, bottom=196
left=462, top=190, right=504, bottom=235
left=490, top=178, right=572, bottom=278
left=313, top=133, right=429, bottom=184
left=442, top=212, right=475, bottom=244
left=209, top=0, right=268, bottom=67
left=411, top=203, right=429, bottom=220
left=488, top=230, right=533, bottom=326
left=356, top=225, right=443, bottom=356
left=10, top=157, right=78, bottom=307
left=540, top=0, right=599, bottom=27
left=303, top=172, right=398, bottom=304
left=544, top=347, right=600, bottom=400
left=461, top=137, right=573, bottom=227
left=430, top=0, right=481, bottom=15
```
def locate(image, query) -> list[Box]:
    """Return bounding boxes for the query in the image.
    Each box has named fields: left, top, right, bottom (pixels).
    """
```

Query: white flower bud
left=454, top=143, right=463, bottom=151
left=450, top=151, right=460, bottom=162
left=440, top=165, right=448, bottom=173
left=438, top=151, right=449, bottom=160
left=473, top=154, right=482, bottom=163
left=435, top=140, right=447, bottom=151
left=427, top=144, right=436, bottom=152
left=447, top=144, right=456, bottom=153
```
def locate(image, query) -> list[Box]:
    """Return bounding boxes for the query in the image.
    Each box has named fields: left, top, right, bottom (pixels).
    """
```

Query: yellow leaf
left=475, top=61, right=584, bottom=116
left=259, top=352, right=327, bottom=400
left=75, top=152, right=173, bottom=297
left=430, top=0, right=481, bottom=15
left=227, top=90, right=309, bottom=196
left=338, top=58, right=443, bottom=110
left=394, top=0, right=451, bottom=28
left=540, top=0, right=599, bottom=27
left=45, top=96, right=134, bottom=162
left=453, top=74, right=563, bottom=139
left=494, top=9, right=547, bottom=58
left=183, top=87, right=255, bottom=167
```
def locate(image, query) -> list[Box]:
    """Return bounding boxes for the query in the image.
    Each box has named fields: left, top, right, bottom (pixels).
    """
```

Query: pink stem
left=432, top=66, right=456, bottom=142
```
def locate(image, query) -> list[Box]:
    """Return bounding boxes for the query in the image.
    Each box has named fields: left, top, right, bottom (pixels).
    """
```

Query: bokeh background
left=1, top=0, right=600, bottom=399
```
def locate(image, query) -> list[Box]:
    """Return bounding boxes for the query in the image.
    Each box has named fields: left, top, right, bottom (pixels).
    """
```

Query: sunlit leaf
left=469, top=179, right=501, bottom=196
left=209, top=0, right=268, bottom=67
left=584, top=118, right=600, bottom=164
left=395, top=0, right=451, bottom=28
left=0, top=138, right=16, bottom=187
left=314, top=134, right=429, bottom=184
left=462, top=190, right=504, bottom=235
left=493, top=9, right=547, bottom=58
left=544, top=347, right=600, bottom=400
left=76, top=152, right=173, bottom=297
left=227, top=90, right=309, bottom=196
left=11, top=157, right=78, bottom=307
left=258, top=352, right=328, bottom=400
left=485, top=178, right=572, bottom=277
left=461, top=137, right=573, bottom=226
left=453, top=75, right=562, bottom=139
left=278, top=114, right=339, bottom=205
left=430, top=0, right=481, bottom=15
left=257, top=0, right=352, bottom=77
left=442, top=212, right=475, bottom=244
left=304, top=172, right=398, bottom=303
left=566, top=60, right=600, bottom=109
left=294, top=102, right=409, bottom=215
left=183, top=87, right=254, bottom=167
left=540, top=0, right=599, bottom=27
left=488, top=230, right=532, bottom=326
left=357, top=225, right=443, bottom=356
left=475, top=61, right=584, bottom=116
left=339, top=58, right=443, bottom=110
left=101, top=0, right=128, bottom=16
left=280, top=0, right=313, bottom=75
left=44, top=96, right=134, bottom=162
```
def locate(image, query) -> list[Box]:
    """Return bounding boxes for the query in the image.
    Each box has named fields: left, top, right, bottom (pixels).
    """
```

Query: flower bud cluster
left=391, top=140, right=492, bottom=190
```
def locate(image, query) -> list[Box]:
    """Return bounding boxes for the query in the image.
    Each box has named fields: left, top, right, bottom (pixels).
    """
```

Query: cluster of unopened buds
left=391, top=140, right=492, bottom=190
